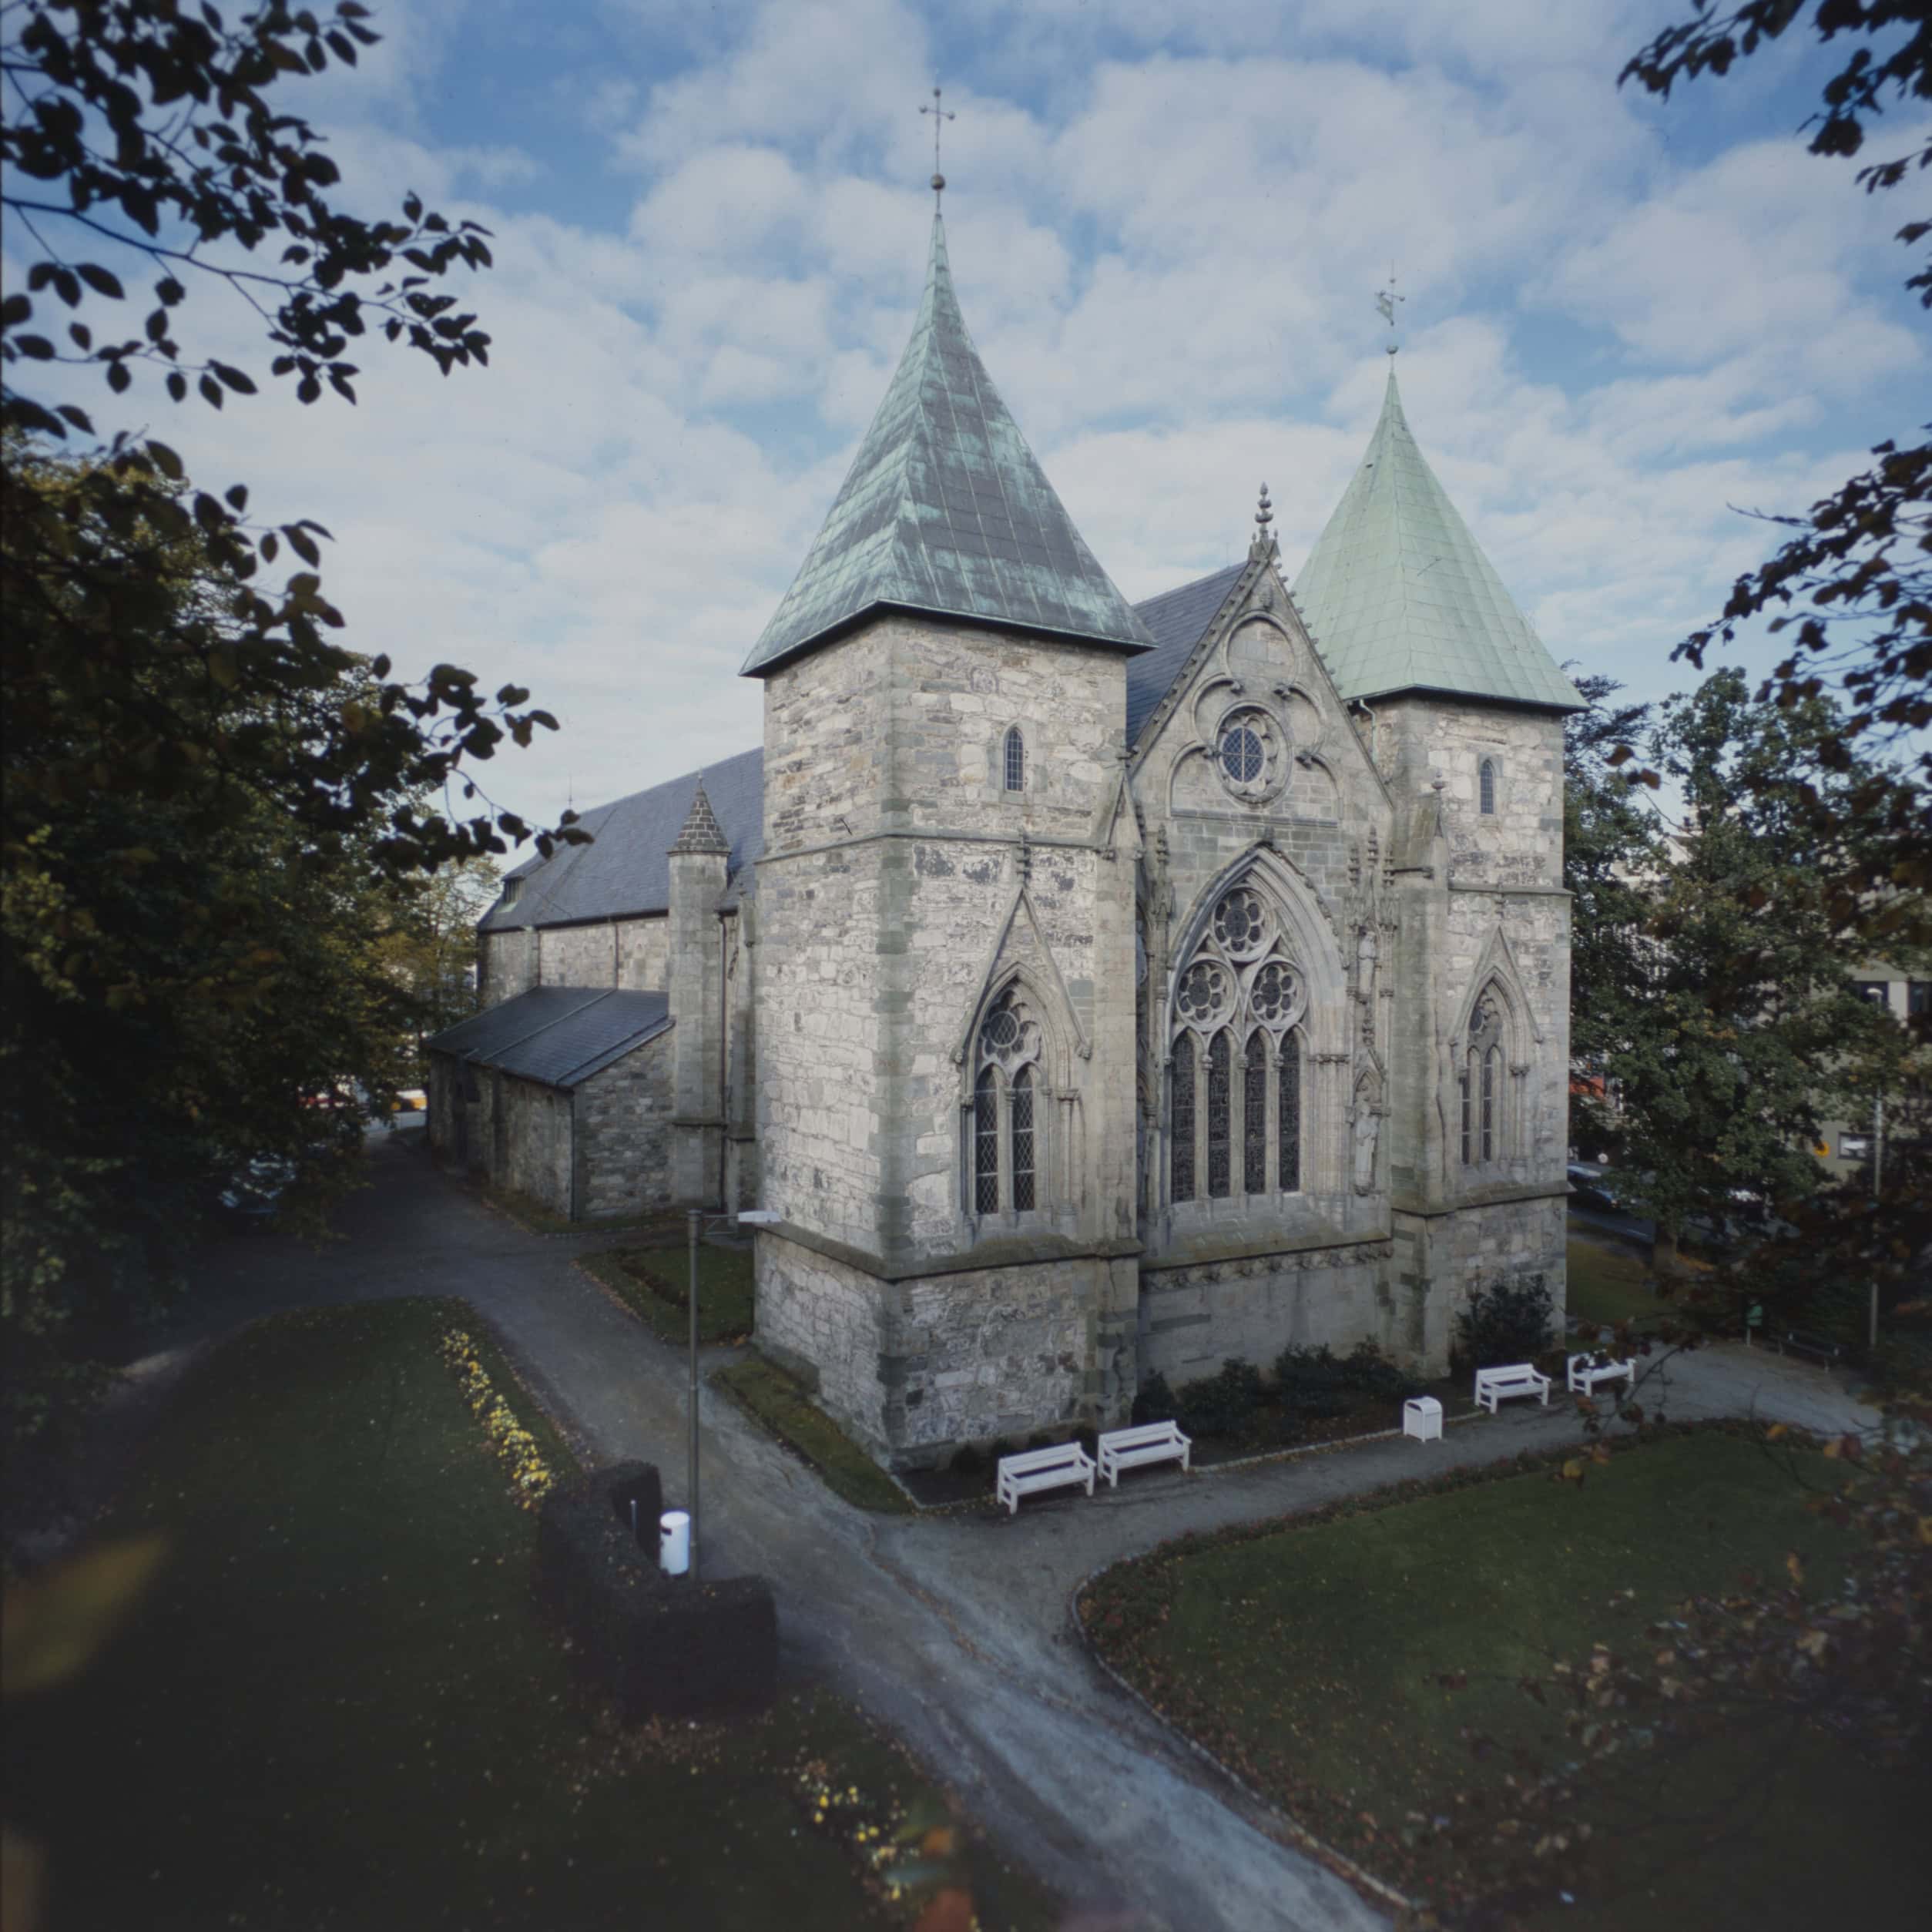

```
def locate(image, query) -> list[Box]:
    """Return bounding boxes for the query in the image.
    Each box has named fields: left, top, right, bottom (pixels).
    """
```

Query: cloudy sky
left=39, top=0, right=1926, bottom=842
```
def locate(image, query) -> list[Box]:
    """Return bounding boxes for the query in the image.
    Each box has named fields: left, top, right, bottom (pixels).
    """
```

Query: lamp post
left=684, top=1206, right=779, bottom=1586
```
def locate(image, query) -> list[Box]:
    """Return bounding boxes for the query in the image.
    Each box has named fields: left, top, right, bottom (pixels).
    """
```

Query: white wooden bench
left=995, top=1441, right=1096, bottom=1514
left=1474, top=1363, right=1551, bottom=1414
left=1096, top=1420, right=1192, bottom=1488
left=1566, top=1353, right=1634, bottom=1397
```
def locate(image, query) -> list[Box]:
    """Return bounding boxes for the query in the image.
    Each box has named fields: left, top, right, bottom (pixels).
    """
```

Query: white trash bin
left=1402, top=1396, right=1444, bottom=1444
left=659, top=1508, right=690, bottom=1575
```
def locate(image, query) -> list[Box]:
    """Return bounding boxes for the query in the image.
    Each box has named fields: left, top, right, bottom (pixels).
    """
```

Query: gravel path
left=103, top=1129, right=1880, bottom=1932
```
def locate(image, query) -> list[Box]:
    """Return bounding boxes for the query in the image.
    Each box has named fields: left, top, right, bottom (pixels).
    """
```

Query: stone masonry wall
left=1392, top=1195, right=1568, bottom=1372
left=575, top=1038, right=674, bottom=1219
left=1132, top=565, right=1396, bottom=1279
left=499, top=1074, right=573, bottom=1216
left=1139, top=1238, right=1394, bottom=1383
left=478, top=915, right=669, bottom=1008
left=754, top=1232, right=1121, bottom=1467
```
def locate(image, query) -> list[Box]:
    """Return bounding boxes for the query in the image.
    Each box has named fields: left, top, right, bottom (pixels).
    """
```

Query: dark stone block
left=535, top=1461, right=777, bottom=1722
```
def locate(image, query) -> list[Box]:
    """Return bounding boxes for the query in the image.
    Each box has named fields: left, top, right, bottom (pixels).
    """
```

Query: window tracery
left=1459, top=988, right=1508, bottom=1170
left=1168, top=880, right=1311, bottom=1206
left=1214, top=707, right=1282, bottom=802
left=970, top=986, right=1045, bottom=1217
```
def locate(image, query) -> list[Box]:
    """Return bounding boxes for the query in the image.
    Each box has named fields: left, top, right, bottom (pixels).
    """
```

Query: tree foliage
left=0, top=2, right=585, bottom=1474
left=0, top=0, right=582, bottom=871
left=1620, top=2, right=1931, bottom=940
left=1563, top=673, right=1662, bottom=1155
left=1604, top=673, right=1909, bottom=1268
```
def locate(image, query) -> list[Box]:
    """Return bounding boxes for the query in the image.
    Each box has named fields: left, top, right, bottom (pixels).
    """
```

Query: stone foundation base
left=1139, top=1238, right=1397, bottom=1384
left=753, top=1231, right=1137, bottom=1468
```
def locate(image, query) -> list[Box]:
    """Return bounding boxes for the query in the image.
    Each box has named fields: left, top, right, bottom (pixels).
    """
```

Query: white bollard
left=659, top=1509, right=690, bottom=1576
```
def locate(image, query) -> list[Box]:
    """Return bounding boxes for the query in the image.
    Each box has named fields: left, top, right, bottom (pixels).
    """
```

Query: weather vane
left=920, top=85, right=955, bottom=206
left=1375, top=263, right=1405, bottom=355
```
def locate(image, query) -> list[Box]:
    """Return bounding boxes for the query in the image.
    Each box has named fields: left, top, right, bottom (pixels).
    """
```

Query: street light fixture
left=683, top=1206, right=781, bottom=1585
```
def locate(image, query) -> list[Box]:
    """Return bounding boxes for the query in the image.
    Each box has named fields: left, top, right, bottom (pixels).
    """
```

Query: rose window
left=1176, top=961, right=1229, bottom=1024
left=1249, top=961, right=1301, bottom=1024
left=1213, top=888, right=1269, bottom=960
left=1215, top=708, right=1280, bottom=799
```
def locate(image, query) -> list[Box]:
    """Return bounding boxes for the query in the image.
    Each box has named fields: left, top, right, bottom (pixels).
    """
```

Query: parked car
left=215, top=1155, right=297, bottom=1225
left=1566, top=1162, right=1622, bottom=1213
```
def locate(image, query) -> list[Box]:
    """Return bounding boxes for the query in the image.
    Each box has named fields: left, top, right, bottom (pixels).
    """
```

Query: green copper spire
left=1291, top=364, right=1581, bottom=712
left=740, top=215, right=1153, bottom=677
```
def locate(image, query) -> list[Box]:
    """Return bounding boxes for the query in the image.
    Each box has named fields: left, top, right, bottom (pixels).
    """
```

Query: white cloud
left=20, top=0, right=1911, bottom=843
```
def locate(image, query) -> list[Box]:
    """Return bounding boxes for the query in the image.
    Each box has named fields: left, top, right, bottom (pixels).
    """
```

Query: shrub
left=1132, top=1371, right=1178, bottom=1426
left=1340, top=1339, right=1420, bottom=1400
left=1453, top=1275, right=1557, bottom=1371
left=1174, top=1358, right=1265, bottom=1437
left=948, top=1441, right=985, bottom=1475
left=1270, top=1343, right=1353, bottom=1418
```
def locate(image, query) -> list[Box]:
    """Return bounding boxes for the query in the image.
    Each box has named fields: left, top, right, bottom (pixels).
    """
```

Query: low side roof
left=481, top=745, right=762, bottom=933
left=424, top=988, right=670, bottom=1090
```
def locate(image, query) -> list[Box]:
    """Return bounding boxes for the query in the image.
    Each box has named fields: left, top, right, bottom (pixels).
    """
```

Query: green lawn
left=5, top=1300, right=1048, bottom=1930
left=1084, top=1431, right=1918, bottom=1927
left=579, top=1243, right=756, bottom=1343
left=1566, top=1234, right=1669, bottom=1331
left=715, top=1356, right=917, bottom=1515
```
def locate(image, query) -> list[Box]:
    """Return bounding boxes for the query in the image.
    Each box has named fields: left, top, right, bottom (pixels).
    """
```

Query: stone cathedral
left=428, top=212, right=1581, bottom=1470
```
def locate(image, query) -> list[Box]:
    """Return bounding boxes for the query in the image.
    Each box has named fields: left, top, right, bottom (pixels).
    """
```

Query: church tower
left=743, top=213, right=1155, bottom=1466
left=1292, top=360, right=1581, bottom=1365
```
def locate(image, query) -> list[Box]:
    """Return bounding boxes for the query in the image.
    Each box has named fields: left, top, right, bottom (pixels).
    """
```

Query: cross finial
left=1374, top=263, right=1405, bottom=355
left=920, top=85, right=955, bottom=207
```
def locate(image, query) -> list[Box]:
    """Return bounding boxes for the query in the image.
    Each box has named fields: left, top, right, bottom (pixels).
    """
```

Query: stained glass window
left=1219, top=721, right=1264, bottom=784
left=1206, top=1031, right=1232, bottom=1199
left=1279, top=1037, right=1301, bottom=1192
left=974, top=1067, right=999, bottom=1213
left=1171, top=1035, right=1196, bottom=1202
left=1243, top=1034, right=1267, bottom=1194
left=1004, top=726, right=1025, bottom=793
left=1011, top=1067, right=1035, bottom=1212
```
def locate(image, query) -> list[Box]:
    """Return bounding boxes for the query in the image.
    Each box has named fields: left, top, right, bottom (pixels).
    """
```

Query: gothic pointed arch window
left=1170, top=1032, right=1196, bottom=1202
left=1459, top=988, right=1508, bottom=1169
left=968, top=985, right=1046, bottom=1217
left=1278, top=1031, right=1302, bottom=1192
left=1479, top=758, right=1497, bottom=816
left=1004, top=726, right=1026, bottom=793
left=1168, top=877, right=1313, bottom=1207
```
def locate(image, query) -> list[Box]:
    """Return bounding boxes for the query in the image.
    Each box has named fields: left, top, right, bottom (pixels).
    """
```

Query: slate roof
left=1127, top=562, right=1246, bottom=744
left=740, top=215, right=1155, bottom=676
left=480, top=745, right=763, bottom=933
left=1290, top=365, right=1581, bottom=712
left=424, top=988, right=670, bottom=1090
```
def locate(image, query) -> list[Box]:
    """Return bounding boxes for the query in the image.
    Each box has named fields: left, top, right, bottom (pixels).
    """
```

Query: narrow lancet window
left=1481, top=1046, right=1498, bottom=1162
left=1011, top=1066, right=1036, bottom=1212
left=1004, top=726, right=1025, bottom=793
left=1479, top=759, right=1496, bottom=816
left=1206, top=1031, right=1233, bottom=1199
left=1459, top=1068, right=1473, bottom=1167
left=974, top=1066, right=999, bottom=1213
left=1243, top=1032, right=1267, bottom=1194
left=1278, top=1035, right=1302, bottom=1192
left=1171, top=1035, right=1196, bottom=1202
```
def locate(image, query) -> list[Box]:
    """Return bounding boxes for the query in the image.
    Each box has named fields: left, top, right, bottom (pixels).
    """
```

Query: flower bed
left=438, top=1324, right=558, bottom=1508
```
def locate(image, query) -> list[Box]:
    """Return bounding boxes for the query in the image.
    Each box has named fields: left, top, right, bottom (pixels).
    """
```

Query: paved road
left=131, top=1129, right=1879, bottom=1932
